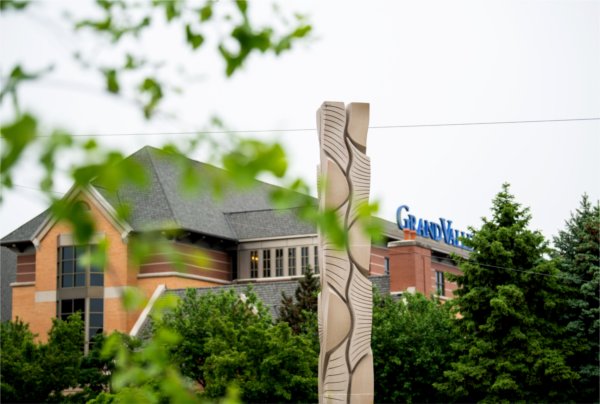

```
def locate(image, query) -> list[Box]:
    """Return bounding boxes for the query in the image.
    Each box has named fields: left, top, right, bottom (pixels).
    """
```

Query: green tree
left=159, top=288, right=318, bottom=402
left=203, top=321, right=317, bottom=402
left=372, top=292, right=459, bottom=403
left=278, top=267, right=319, bottom=334
left=42, top=314, right=86, bottom=401
left=553, top=194, right=600, bottom=401
left=0, top=314, right=84, bottom=403
left=0, top=319, right=45, bottom=402
left=63, top=334, right=118, bottom=403
left=435, top=183, right=579, bottom=402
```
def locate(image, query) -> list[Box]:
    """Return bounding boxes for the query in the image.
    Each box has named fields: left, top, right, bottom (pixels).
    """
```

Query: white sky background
left=0, top=0, right=598, bottom=242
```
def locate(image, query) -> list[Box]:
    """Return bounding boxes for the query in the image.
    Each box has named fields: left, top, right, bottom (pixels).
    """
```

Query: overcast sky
left=1, top=0, right=598, bottom=243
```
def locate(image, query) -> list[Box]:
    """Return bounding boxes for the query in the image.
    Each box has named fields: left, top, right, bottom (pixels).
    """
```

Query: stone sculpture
left=317, top=101, right=374, bottom=403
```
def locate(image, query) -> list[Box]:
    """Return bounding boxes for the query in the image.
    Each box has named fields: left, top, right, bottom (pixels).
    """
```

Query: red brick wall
left=431, top=261, right=461, bottom=298
left=369, top=246, right=388, bottom=275
left=388, top=243, right=432, bottom=294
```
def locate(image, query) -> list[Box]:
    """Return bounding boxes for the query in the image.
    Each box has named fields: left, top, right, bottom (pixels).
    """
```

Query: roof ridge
left=222, top=211, right=239, bottom=240
left=145, top=147, right=179, bottom=228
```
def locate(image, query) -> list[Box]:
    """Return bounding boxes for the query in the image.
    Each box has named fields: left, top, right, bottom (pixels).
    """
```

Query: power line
left=369, top=117, right=599, bottom=129
left=413, top=251, right=590, bottom=283
left=12, top=183, right=66, bottom=195
left=35, top=117, right=600, bottom=138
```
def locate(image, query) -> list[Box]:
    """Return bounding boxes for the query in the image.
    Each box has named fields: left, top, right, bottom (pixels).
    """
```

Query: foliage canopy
left=436, top=184, right=580, bottom=402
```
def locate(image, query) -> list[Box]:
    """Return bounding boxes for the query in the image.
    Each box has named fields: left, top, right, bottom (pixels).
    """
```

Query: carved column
left=317, top=101, right=374, bottom=404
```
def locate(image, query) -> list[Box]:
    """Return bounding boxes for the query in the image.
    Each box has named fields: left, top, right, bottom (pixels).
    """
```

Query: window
left=250, top=250, right=259, bottom=278
left=301, top=246, right=309, bottom=274
left=314, top=246, right=319, bottom=274
left=288, top=248, right=296, bottom=276
left=263, top=250, right=271, bottom=277
left=275, top=249, right=284, bottom=277
left=436, top=271, right=445, bottom=296
left=89, top=298, right=104, bottom=340
left=57, top=244, right=104, bottom=352
left=59, top=298, right=85, bottom=321
left=58, top=245, right=103, bottom=288
left=57, top=297, right=103, bottom=346
left=384, top=257, right=390, bottom=275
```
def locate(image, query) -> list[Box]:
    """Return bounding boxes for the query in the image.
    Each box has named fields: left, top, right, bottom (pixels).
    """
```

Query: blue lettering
left=417, top=219, right=430, bottom=237
left=429, top=223, right=442, bottom=241
left=397, top=205, right=470, bottom=248
left=396, top=205, right=410, bottom=230
left=408, top=214, right=417, bottom=231
left=440, top=218, right=454, bottom=245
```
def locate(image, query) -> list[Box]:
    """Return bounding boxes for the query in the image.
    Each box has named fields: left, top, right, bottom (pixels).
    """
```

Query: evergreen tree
left=553, top=195, right=600, bottom=401
left=435, top=183, right=578, bottom=402
left=278, top=267, right=319, bottom=334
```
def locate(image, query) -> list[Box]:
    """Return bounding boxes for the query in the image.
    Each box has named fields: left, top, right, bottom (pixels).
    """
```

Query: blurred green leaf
left=0, top=114, right=37, bottom=190
left=103, top=69, right=120, bottom=93
left=39, top=130, right=74, bottom=192
left=153, top=0, right=181, bottom=22
left=222, top=141, right=287, bottom=186
left=236, top=1, right=248, bottom=15
left=0, top=0, right=29, bottom=10
left=49, top=198, right=96, bottom=243
left=274, top=24, right=312, bottom=54
left=122, top=288, right=147, bottom=311
left=96, top=0, right=113, bottom=11
left=138, top=77, right=163, bottom=119
left=76, top=15, right=150, bottom=42
left=75, top=16, right=113, bottom=32
left=115, top=202, right=132, bottom=222
left=199, top=4, right=212, bottom=21
left=124, top=53, right=144, bottom=70
left=83, top=139, right=98, bottom=150
left=185, top=24, right=204, bottom=50
left=0, top=64, right=53, bottom=112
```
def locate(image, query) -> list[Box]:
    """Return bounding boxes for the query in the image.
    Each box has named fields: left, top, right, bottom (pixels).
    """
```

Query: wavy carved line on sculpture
left=323, top=340, right=350, bottom=401
left=319, top=103, right=348, bottom=170
left=324, top=244, right=351, bottom=296
left=346, top=218, right=371, bottom=276
left=347, top=268, right=373, bottom=369
left=347, top=142, right=371, bottom=226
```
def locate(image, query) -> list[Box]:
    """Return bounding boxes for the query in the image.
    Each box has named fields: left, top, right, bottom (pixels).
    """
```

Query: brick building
left=0, top=146, right=466, bottom=343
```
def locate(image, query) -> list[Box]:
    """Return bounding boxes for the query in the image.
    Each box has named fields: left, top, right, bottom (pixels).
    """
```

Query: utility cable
left=34, top=117, right=600, bottom=138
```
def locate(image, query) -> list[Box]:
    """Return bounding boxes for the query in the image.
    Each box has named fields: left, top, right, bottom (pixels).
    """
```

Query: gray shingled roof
left=91, top=146, right=313, bottom=240
left=1, top=146, right=403, bottom=245
left=1, top=209, right=49, bottom=244
left=225, top=208, right=316, bottom=240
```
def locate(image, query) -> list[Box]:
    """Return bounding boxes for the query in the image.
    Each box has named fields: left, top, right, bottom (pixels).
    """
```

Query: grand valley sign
left=396, top=205, right=473, bottom=250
